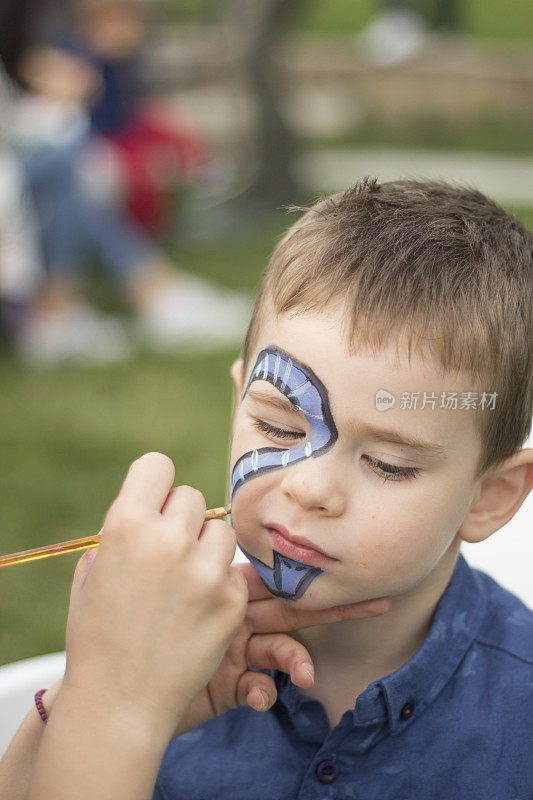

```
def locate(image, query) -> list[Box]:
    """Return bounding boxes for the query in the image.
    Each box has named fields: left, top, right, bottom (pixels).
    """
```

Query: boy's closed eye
left=250, top=417, right=421, bottom=483
left=252, top=417, right=306, bottom=441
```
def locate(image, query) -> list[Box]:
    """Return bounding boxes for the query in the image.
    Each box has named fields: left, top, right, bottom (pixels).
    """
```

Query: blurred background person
left=0, top=68, right=44, bottom=348
left=10, top=46, right=134, bottom=364
left=0, top=23, right=251, bottom=364
left=73, top=0, right=210, bottom=236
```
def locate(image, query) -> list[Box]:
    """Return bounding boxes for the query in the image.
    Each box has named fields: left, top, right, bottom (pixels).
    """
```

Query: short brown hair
left=242, top=178, right=533, bottom=481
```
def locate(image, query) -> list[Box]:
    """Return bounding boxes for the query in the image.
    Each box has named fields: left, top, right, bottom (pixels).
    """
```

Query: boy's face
left=229, top=303, right=484, bottom=610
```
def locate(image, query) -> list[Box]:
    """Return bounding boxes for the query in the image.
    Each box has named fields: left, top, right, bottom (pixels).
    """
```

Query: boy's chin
left=274, top=583, right=381, bottom=613
left=275, top=587, right=342, bottom=612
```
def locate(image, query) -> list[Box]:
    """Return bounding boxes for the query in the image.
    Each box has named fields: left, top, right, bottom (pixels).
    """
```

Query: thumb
left=71, top=546, right=98, bottom=595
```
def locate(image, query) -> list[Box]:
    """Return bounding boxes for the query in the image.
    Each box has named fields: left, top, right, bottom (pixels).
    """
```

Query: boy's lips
left=265, top=523, right=338, bottom=567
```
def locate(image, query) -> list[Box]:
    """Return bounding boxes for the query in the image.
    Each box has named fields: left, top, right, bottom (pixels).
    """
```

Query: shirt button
left=315, top=759, right=340, bottom=784
left=399, top=700, right=415, bottom=721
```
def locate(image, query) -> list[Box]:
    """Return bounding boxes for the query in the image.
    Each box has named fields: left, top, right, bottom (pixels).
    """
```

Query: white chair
left=0, top=651, right=66, bottom=757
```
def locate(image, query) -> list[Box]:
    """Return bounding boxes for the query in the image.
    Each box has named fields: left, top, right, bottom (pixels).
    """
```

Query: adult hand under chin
left=240, top=561, right=391, bottom=632
left=170, top=563, right=391, bottom=738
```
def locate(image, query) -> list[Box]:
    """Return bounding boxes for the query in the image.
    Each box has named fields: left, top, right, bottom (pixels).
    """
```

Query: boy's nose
left=279, top=454, right=345, bottom=516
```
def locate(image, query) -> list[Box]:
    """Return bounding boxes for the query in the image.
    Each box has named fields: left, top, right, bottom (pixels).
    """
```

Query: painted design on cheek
left=231, top=345, right=338, bottom=601
left=231, top=347, right=338, bottom=499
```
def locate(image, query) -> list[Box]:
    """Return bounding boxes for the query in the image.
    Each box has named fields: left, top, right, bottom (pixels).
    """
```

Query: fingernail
left=301, top=662, right=314, bottom=681
left=257, top=690, right=270, bottom=711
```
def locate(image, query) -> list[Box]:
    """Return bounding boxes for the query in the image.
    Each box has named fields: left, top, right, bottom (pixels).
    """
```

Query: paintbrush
left=0, top=504, right=231, bottom=569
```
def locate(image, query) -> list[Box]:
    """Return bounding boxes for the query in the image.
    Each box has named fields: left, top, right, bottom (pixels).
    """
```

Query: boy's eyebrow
left=246, top=387, right=302, bottom=415
left=352, top=425, right=447, bottom=456
left=246, top=386, right=446, bottom=456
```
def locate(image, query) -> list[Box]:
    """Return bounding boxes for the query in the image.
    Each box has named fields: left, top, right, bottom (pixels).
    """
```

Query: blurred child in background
left=0, top=67, right=44, bottom=344
left=0, top=27, right=249, bottom=365
left=74, top=0, right=209, bottom=236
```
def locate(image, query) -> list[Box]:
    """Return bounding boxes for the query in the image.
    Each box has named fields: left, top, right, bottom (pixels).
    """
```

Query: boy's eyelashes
left=252, top=418, right=305, bottom=441
left=363, top=455, right=421, bottom=482
left=251, top=418, right=421, bottom=482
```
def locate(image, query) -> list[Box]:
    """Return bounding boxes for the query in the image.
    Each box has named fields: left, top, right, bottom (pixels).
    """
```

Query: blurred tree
left=0, top=0, right=74, bottom=84
left=229, top=0, right=305, bottom=211
left=0, top=0, right=35, bottom=81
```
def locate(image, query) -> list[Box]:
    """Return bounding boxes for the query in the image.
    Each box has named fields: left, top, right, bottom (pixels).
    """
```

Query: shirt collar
left=271, top=552, right=488, bottom=737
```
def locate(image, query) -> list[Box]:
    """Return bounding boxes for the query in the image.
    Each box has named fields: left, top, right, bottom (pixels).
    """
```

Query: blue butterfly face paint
left=231, top=346, right=338, bottom=601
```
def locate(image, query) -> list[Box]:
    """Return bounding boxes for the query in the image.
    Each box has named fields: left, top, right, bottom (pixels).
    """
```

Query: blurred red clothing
left=107, top=110, right=209, bottom=234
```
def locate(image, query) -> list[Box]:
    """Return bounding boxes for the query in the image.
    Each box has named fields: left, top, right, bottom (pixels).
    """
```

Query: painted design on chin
left=231, top=345, right=338, bottom=601
left=239, top=545, right=322, bottom=602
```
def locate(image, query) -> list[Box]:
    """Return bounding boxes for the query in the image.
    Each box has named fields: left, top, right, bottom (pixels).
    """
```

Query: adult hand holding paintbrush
left=0, top=452, right=390, bottom=800
left=4, top=452, right=248, bottom=800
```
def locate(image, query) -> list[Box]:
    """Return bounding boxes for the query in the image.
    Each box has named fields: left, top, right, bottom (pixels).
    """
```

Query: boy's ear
left=230, top=358, right=244, bottom=407
left=229, top=359, right=245, bottom=438
left=458, top=448, right=533, bottom=544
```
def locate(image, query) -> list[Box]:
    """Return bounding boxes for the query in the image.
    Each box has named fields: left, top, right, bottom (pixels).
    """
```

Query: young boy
left=154, top=178, right=533, bottom=799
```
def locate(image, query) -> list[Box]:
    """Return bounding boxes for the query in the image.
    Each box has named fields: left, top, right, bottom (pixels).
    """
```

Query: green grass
left=165, top=0, right=533, bottom=41
left=512, top=208, right=533, bottom=230
left=0, top=351, right=238, bottom=662
left=293, top=0, right=533, bottom=41
left=1, top=204, right=532, bottom=666
left=306, top=115, right=533, bottom=157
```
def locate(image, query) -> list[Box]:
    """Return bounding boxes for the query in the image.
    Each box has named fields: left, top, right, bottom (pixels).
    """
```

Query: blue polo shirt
left=153, top=553, right=533, bottom=800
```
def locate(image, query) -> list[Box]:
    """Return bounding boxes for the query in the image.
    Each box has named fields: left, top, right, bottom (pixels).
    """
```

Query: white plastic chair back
left=0, top=651, right=66, bottom=757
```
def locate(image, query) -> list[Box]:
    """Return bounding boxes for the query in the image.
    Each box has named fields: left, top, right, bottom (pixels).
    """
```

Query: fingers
left=68, top=547, right=100, bottom=620
left=104, top=453, right=209, bottom=548
left=196, top=519, right=238, bottom=571
left=161, top=484, right=207, bottom=540
left=161, top=484, right=206, bottom=519
left=236, top=671, right=278, bottom=713
left=71, top=547, right=98, bottom=595
left=245, top=632, right=315, bottom=689
left=236, top=562, right=273, bottom=601
left=112, top=452, right=176, bottom=516
left=246, top=594, right=391, bottom=634
left=235, top=629, right=316, bottom=712
left=237, top=562, right=391, bottom=624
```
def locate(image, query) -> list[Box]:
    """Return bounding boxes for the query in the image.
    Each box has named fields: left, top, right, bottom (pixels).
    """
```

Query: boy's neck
left=291, top=539, right=462, bottom=706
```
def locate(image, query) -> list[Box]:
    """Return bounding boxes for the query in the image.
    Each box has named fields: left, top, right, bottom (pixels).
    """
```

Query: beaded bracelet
left=34, top=689, right=49, bottom=724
